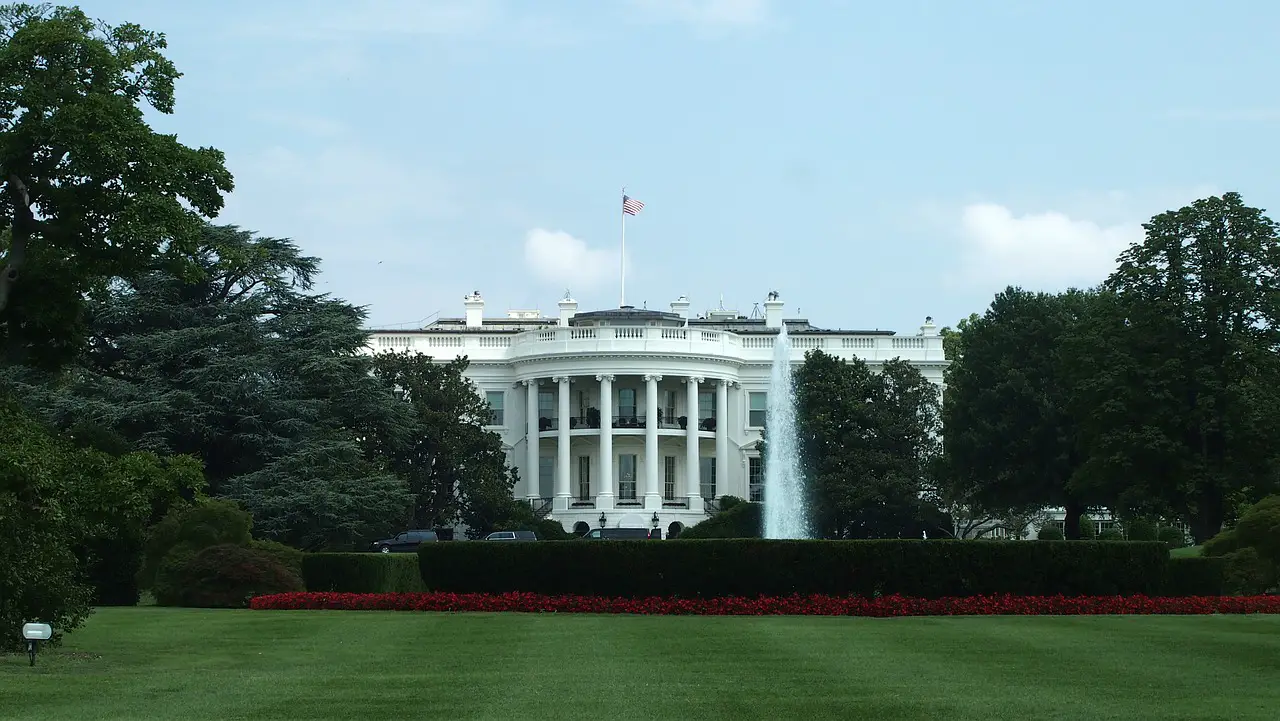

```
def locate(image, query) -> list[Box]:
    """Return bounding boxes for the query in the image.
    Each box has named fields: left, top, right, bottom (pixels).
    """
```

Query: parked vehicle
left=371, top=529, right=438, bottom=553
left=483, top=530, right=537, bottom=541
left=581, top=527, right=654, bottom=540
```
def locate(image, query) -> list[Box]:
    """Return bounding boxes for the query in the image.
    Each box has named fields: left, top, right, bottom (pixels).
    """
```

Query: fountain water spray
left=763, top=321, right=810, bottom=539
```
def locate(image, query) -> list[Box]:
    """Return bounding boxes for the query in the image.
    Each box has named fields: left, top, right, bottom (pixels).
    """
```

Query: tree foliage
left=1071, top=193, right=1280, bottom=541
left=794, top=350, right=943, bottom=539
left=941, top=287, right=1101, bottom=538
left=368, top=350, right=516, bottom=533
left=0, top=3, right=232, bottom=367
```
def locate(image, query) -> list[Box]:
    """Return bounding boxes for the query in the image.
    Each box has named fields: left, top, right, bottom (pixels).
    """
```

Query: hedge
left=301, top=553, right=425, bottom=593
left=417, top=539, right=1176, bottom=599
left=1164, top=556, right=1226, bottom=597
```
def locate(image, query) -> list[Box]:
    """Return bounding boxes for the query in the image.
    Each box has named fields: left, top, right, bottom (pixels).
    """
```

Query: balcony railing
left=662, top=496, right=690, bottom=509
left=541, top=415, right=719, bottom=431
left=528, top=497, right=553, bottom=519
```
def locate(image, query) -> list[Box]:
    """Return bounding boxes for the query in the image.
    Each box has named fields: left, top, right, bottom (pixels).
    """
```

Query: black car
left=371, top=529, right=438, bottom=553
left=483, top=530, right=537, bottom=541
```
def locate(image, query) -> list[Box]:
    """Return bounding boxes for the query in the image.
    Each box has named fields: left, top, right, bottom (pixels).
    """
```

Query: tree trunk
left=0, top=175, right=34, bottom=315
left=1191, top=485, right=1225, bottom=545
left=1062, top=500, right=1084, bottom=540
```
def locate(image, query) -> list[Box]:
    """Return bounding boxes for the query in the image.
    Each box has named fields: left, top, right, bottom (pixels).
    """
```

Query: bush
left=302, top=553, right=425, bottom=593
left=1222, top=548, right=1278, bottom=596
left=1097, top=529, right=1125, bottom=541
left=1202, top=528, right=1242, bottom=557
left=418, top=539, right=1173, bottom=599
left=1037, top=525, right=1064, bottom=540
left=681, top=501, right=762, bottom=539
left=533, top=518, right=574, bottom=541
left=1157, top=526, right=1187, bottom=549
left=139, top=498, right=253, bottom=590
left=1125, top=518, right=1158, bottom=541
left=1078, top=516, right=1097, bottom=540
left=250, top=539, right=305, bottom=577
left=163, top=544, right=303, bottom=608
left=1164, top=556, right=1226, bottom=596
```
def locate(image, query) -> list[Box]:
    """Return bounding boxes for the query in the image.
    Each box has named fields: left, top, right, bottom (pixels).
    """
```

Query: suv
left=483, top=530, right=537, bottom=541
left=371, top=529, right=438, bottom=553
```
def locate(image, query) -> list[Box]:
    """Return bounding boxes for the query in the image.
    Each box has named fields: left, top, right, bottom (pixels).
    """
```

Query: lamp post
left=22, top=623, right=51, bottom=667
left=599, top=512, right=607, bottom=529
left=651, top=512, right=661, bottom=540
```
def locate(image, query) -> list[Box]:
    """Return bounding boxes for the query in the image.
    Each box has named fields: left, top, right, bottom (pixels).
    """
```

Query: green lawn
left=3, top=608, right=1278, bottom=721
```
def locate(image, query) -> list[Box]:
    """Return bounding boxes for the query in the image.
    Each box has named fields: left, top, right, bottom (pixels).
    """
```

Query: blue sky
left=75, top=0, right=1280, bottom=333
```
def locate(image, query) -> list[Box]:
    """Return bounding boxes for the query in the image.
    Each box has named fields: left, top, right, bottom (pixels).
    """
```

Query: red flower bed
left=250, top=592, right=1280, bottom=616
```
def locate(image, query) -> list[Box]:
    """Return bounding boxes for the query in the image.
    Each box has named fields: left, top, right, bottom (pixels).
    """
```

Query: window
left=699, top=457, right=716, bottom=499
left=538, top=456, right=554, bottom=498
left=619, top=454, right=637, bottom=499
left=538, top=390, right=555, bottom=421
left=577, top=390, right=589, bottom=418
left=748, top=392, right=767, bottom=428
left=748, top=456, right=763, bottom=502
left=577, top=456, right=591, bottom=499
left=618, top=388, right=637, bottom=420
left=663, top=390, right=677, bottom=421
left=698, top=391, right=714, bottom=421
left=486, top=391, right=505, bottom=426
left=664, top=456, right=676, bottom=499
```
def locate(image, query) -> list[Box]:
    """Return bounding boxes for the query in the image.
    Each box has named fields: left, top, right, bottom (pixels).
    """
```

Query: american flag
left=622, top=195, right=645, bottom=216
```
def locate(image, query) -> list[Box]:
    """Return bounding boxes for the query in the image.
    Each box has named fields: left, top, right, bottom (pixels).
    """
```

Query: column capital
left=551, top=375, right=573, bottom=384
left=684, top=375, right=704, bottom=384
left=643, top=374, right=663, bottom=382
left=595, top=373, right=615, bottom=382
left=520, top=378, right=538, bottom=387
left=717, top=378, right=736, bottom=387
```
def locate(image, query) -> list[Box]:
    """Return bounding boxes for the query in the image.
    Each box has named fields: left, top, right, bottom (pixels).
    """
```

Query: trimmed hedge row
left=301, top=553, right=425, bottom=593
left=416, top=540, right=1181, bottom=599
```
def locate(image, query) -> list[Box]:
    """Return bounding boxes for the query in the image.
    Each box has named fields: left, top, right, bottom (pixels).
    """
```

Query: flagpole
left=620, top=186, right=627, bottom=308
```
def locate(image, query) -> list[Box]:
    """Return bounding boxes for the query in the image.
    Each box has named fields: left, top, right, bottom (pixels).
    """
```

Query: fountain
left=763, top=321, right=810, bottom=539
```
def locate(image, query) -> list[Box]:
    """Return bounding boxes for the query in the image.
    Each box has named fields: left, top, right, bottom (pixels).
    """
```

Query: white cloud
left=957, top=203, right=1144, bottom=289
left=524, top=229, right=618, bottom=289
left=627, top=0, right=771, bottom=28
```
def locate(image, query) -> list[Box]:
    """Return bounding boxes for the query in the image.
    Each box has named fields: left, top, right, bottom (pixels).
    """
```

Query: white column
left=715, top=379, right=729, bottom=500
left=555, top=375, right=572, bottom=511
left=596, top=373, right=614, bottom=509
left=685, top=376, right=703, bottom=507
left=644, top=374, right=662, bottom=509
left=524, top=378, right=539, bottom=500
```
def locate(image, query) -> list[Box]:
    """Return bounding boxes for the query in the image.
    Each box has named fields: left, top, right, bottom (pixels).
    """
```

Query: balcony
left=539, top=414, right=717, bottom=434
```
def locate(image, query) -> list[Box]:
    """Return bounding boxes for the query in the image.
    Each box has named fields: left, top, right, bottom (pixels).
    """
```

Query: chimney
left=763, top=290, right=784, bottom=329
left=920, top=316, right=938, bottom=336
left=558, top=293, right=578, bottom=327
left=463, top=290, right=484, bottom=328
left=670, top=295, right=691, bottom=320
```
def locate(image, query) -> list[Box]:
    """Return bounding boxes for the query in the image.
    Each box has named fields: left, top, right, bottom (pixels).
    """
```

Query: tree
left=368, top=350, right=516, bottom=531
left=1073, top=193, right=1280, bottom=542
left=941, top=287, right=1101, bottom=538
left=3, top=224, right=414, bottom=549
left=0, top=4, right=232, bottom=368
left=940, top=312, right=979, bottom=361
left=794, top=350, right=942, bottom=538
left=1, top=394, right=199, bottom=648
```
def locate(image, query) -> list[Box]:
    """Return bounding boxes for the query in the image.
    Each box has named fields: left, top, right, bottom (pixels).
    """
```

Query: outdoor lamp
left=651, top=512, right=660, bottom=529
left=22, top=623, right=51, bottom=667
left=599, top=512, right=607, bottom=528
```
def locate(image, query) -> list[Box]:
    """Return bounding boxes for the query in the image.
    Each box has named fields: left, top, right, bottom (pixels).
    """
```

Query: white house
left=364, top=291, right=946, bottom=537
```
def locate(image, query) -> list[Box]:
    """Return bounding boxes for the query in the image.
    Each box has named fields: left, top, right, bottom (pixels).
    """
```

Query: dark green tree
left=369, top=350, right=516, bottom=533
left=941, top=287, right=1101, bottom=538
left=0, top=4, right=232, bottom=368
left=1072, top=193, right=1280, bottom=542
left=795, top=350, right=942, bottom=538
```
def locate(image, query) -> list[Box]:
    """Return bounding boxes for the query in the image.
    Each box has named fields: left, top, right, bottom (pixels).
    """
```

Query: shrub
left=418, top=539, right=1173, bottom=599
left=1164, top=556, right=1226, bottom=596
left=1232, top=496, right=1280, bottom=563
left=1037, top=525, right=1064, bottom=540
left=1202, top=528, right=1242, bottom=557
left=1078, top=516, right=1097, bottom=540
left=533, top=519, right=573, bottom=541
left=1125, top=518, right=1158, bottom=541
left=1097, top=529, right=1125, bottom=541
left=1157, top=526, right=1187, bottom=549
left=681, top=501, right=762, bottom=539
left=250, top=539, right=305, bottom=577
left=164, top=544, right=303, bottom=608
left=139, top=498, right=253, bottom=590
left=1222, top=548, right=1278, bottom=596
left=302, top=553, right=425, bottom=593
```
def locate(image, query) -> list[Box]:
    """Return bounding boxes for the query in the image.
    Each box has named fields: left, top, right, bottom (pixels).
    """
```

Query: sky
left=73, top=0, right=1280, bottom=333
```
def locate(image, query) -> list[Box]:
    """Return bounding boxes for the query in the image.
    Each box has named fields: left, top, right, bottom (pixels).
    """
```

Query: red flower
left=248, top=592, right=1280, bottom=616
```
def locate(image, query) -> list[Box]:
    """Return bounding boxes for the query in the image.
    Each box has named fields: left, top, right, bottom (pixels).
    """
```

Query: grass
left=3, top=608, right=1279, bottom=721
left=1172, top=544, right=1205, bottom=558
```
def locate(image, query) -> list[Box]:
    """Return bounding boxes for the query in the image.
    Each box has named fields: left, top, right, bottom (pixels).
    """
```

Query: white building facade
left=364, top=292, right=946, bottom=537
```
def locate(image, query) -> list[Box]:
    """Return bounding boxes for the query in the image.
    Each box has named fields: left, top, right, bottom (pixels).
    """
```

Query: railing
left=704, top=497, right=723, bottom=515
left=529, top=497, right=553, bottom=519
left=570, top=497, right=595, bottom=509
left=368, top=327, right=945, bottom=362
left=662, top=496, right=690, bottom=509
left=615, top=497, right=643, bottom=508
